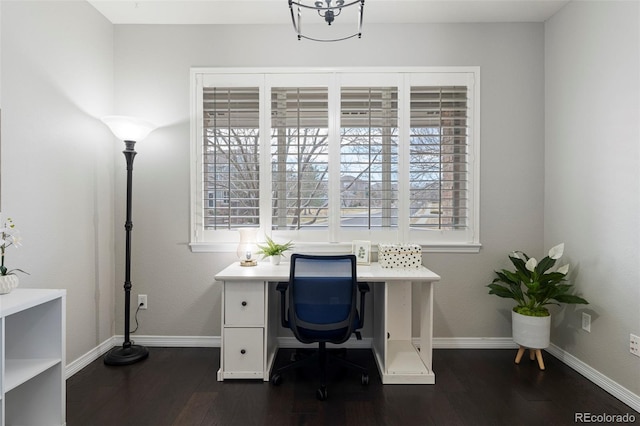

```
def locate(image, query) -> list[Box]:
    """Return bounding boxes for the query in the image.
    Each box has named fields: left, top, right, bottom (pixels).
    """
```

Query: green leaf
left=487, top=284, right=517, bottom=299
left=497, top=270, right=520, bottom=286
left=539, top=272, right=566, bottom=285
left=510, top=255, right=529, bottom=276
left=535, top=256, right=556, bottom=275
left=552, top=294, right=589, bottom=305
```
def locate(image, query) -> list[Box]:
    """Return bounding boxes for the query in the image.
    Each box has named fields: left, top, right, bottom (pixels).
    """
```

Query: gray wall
left=545, top=0, right=640, bottom=396
left=1, top=1, right=116, bottom=363
left=113, top=22, right=545, bottom=341
left=5, top=1, right=637, bottom=400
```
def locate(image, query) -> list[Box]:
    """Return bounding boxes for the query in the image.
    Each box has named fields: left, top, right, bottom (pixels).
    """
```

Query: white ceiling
left=88, top=0, right=571, bottom=25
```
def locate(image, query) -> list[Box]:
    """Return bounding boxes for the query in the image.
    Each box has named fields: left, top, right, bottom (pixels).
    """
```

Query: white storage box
left=378, top=244, right=422, bottom=268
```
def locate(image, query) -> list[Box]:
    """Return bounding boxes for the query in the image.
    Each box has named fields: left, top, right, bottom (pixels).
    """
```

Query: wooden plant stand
left=515, top=346, right=545, bottom=370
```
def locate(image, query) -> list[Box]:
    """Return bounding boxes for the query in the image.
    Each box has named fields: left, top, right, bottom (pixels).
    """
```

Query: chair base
left=270, top=344, right=369, bottom=401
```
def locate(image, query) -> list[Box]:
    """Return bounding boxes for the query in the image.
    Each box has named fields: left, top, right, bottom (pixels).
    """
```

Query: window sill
left=189, top=241, right=481, bottom=254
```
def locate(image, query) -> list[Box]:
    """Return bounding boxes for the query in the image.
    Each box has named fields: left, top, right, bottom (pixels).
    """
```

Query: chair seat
left=296, top=312, right=362, bottom=342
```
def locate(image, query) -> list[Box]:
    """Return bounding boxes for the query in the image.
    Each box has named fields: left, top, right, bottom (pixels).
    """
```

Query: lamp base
left=104, top=344, right=149, bottom=366
left=240, top=259, right=257, bottom=267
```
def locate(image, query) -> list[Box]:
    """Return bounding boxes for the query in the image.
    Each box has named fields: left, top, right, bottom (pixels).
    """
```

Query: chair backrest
left=288, top=254, right=358, bottom=344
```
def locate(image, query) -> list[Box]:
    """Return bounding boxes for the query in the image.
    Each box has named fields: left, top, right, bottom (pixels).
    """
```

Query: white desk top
left=215, top=261, right=440, bottom=283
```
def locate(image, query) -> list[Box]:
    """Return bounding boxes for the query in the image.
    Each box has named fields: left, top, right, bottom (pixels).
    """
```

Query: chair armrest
left=276, top=282, right=289, bottom=328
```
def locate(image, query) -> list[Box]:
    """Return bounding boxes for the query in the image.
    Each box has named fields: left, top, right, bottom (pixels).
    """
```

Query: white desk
left=214, top=261, right=441, bottom=384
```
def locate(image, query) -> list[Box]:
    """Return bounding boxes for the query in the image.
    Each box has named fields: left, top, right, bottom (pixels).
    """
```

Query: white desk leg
left=264, top=281, right=280, bottom=381
left=418, top=281, right=434, bottom=374
left=217, top=281, right=226, bottom=381
left=372, top=281, right=387, bottom=378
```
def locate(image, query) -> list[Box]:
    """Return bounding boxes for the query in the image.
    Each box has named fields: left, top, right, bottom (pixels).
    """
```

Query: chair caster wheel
left=270, top=374, right=282, bottom=386
left=361, top=373, right=369, bottom=386
left=316, top=386, right=328, bottom=401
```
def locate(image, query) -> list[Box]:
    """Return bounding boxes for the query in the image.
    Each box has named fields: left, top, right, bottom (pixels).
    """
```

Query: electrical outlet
left=631, top=334, right=640, bottom=357
left=138, top=294, right=148, bottom=310
left=581, top=312, right=591, bottom=333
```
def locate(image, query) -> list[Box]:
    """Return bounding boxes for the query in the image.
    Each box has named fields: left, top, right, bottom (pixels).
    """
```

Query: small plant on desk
left=256, top=236, right=294, bottom=263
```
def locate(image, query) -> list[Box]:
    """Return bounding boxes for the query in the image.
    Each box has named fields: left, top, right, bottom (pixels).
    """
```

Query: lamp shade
left=101, top=115, right=157, bottom=142
left=237, top=228, right=258, bottom=263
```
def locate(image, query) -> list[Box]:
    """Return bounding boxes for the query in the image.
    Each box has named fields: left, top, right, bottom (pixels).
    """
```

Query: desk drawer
left=224, top=282, right=265, bottom=326
left=223, top=328, right=264, bottom=378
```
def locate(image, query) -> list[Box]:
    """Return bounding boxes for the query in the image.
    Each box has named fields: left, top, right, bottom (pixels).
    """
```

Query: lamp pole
left=123, top=140, right=136, bottom=353
left=102, top=116, right=156, bottom=366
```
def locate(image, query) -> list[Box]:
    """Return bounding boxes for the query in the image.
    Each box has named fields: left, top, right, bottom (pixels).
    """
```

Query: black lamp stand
left=104, top=140, right=149, bottom=366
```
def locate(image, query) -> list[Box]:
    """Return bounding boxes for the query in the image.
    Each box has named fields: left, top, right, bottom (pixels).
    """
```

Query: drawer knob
left=241, top=301, right=247, bottom=307
left=240, top=349, right=246, bottom=355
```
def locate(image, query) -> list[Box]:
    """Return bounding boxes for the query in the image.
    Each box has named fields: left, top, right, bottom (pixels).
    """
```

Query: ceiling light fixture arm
left=288, top=0, right=364, bottom=42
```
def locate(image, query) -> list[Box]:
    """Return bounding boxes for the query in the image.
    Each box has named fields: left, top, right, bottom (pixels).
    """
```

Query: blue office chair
left=270, top=253, right=370, bottom=401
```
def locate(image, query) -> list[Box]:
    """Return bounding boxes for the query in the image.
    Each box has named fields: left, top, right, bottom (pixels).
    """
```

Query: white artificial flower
left=525, top=257, right=537, bottom=272
left=548, top=243, right=565, bottom=260
left=510, top=251, right=520, bottom=259
left=556, top=264, right=570, bottom=275
left=9, top=233, right=22, bottom=247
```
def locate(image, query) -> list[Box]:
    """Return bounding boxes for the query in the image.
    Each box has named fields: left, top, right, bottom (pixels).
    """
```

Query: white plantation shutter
left=270, top=87, right=330, bottom=230
left=409, top=86, right=469, bottom=230
left=202, top=86, right=260, bottom=229
left=340, top=87, right=399, bottom=229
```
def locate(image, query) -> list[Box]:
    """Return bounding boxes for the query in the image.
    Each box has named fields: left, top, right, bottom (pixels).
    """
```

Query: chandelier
left=288, top=0, right=365, bottom=42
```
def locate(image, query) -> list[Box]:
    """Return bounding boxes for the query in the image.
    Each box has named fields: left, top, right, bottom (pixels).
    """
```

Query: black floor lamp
left=101, top=115, right=157, bottom=366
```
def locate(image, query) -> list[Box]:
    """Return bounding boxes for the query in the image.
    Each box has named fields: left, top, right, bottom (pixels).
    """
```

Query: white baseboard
left=65, top=335, right=640, bottom=413
left=432, top=337, right=640, bottom=413
left=126, top=334, right=220, bottom=348
left=64, top=335, right=220, bottom=380
left=546, top=343, right=640, bottom=413
left=432, top=337, right=518, bottom=349
left=65, top=336, right=117, bottom=379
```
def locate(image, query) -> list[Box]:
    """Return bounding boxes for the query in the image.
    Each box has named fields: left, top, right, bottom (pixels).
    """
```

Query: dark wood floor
left=67, top=347, right=639, bottom=426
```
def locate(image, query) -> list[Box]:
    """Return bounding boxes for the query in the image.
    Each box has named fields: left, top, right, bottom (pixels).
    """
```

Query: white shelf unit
left=0, top=288, right=66, bottom=426
left=372, top=280, right=436, bottom=384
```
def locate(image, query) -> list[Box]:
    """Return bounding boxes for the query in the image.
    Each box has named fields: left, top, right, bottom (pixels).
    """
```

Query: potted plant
left=488, top=243, right=588, bottom=369
left=0, top=217, right=28, bottom=294
left=256, top=236, right=294, bottom=265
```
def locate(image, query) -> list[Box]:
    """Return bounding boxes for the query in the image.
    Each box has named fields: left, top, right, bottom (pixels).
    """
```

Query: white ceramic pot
left=0, top=274, right=20, bottom=294
left=512, top=310, right=551, bottom=349
left=270, top=255, right=282, bottom=265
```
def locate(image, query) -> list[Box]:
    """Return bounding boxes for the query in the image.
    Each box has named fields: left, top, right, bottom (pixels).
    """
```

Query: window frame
left=190, top=67, right=481, bottom=254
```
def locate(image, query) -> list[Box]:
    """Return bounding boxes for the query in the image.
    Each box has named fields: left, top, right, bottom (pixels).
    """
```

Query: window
left=191, top=68, right=480, bottom=252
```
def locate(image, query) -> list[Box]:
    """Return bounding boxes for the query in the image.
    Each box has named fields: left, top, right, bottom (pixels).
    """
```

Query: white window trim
left=189, top=67, right=481, bottom=254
